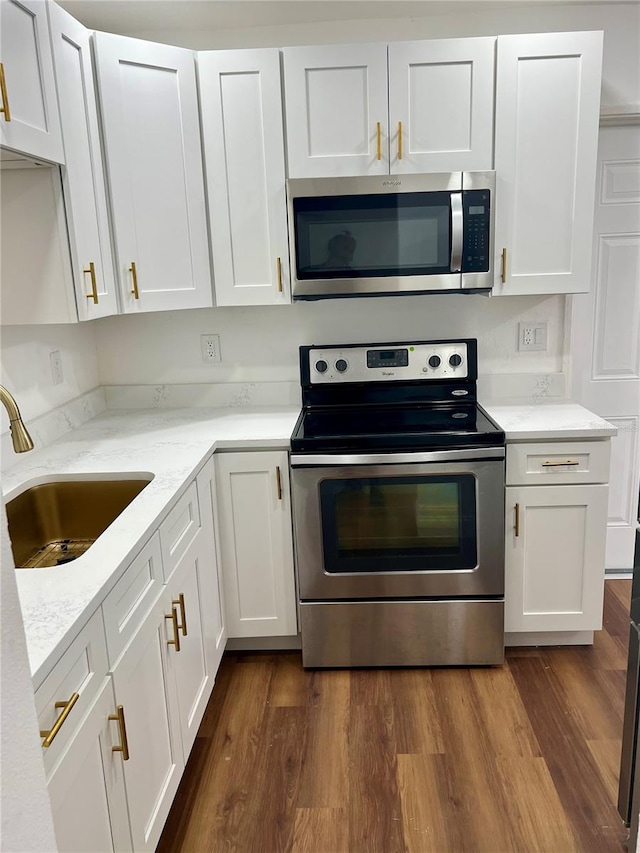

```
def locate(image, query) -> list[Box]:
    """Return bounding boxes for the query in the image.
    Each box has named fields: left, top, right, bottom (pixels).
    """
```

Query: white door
left=111, top=592, right=183, bottom=852
left=571, top=124, right=640, bottom=569
left=198, top=49, right=289, bottom=305
left=48, top=4, right=118, bottom=320
left=93, top=32, right=212, bottom=313
left=388, top=37, right=495, bottom=174
left=196, top=457, right=226, bottom=674
left=505, top=484, right=609, bottom=632
left=215, top=451, right=297, bottom=638
left=0, top=0, right=64, bottom=163
left=493, top=31, right=603, bottom=295
left=48, top=679, right=132, bottom=853
left=282, top=43, right=389, bottom=178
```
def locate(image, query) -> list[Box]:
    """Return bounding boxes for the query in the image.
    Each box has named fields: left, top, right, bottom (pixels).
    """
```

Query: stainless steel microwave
left=287, top=171, right=495, bottom=300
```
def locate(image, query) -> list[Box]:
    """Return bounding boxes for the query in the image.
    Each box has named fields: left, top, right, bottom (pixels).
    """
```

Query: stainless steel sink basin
left=7, top=477, right=153, bottom=568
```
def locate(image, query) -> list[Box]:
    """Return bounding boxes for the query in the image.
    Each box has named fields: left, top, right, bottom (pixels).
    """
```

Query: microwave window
left=293, top=191, right=452, bottom=279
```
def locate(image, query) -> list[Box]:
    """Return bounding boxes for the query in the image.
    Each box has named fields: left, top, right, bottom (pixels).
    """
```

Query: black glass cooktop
left=291, top=403, right=504, bottom=453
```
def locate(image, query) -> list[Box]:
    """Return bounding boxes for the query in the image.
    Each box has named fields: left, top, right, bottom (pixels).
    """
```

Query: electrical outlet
left=201, top=334, right=221, bottom=364
left=50, top=350, right=63, bottom=385
left=518, top=322, right=548, bottom=352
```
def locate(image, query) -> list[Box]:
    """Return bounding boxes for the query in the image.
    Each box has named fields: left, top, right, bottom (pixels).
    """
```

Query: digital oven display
left=366, top=349, right=409, bottom=368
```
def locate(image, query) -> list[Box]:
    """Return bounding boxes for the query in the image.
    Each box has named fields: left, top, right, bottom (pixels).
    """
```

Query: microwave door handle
left=450, top=192, right=463, bottom=273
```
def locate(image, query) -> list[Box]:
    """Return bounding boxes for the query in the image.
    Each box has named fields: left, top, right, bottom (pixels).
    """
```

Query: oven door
left=290, top=448, right=504, bottom=601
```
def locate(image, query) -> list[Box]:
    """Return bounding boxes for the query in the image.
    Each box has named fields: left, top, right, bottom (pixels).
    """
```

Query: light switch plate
left=519, top=322, right=547, bottom=352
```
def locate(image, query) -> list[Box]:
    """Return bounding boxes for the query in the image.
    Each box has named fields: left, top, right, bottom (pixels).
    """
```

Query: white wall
left=95, top=294, right=566, bottom=387
left=0, top=323, right=99, bottom=433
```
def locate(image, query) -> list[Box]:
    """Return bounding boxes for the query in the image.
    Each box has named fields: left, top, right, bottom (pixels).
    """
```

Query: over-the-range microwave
left=287, top=171, right=495, bottom=300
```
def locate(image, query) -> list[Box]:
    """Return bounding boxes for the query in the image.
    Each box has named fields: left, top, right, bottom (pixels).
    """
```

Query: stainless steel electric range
left=290, top=338, right=506, bottom=668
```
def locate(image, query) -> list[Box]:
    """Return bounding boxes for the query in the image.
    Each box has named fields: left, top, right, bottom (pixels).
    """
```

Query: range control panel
left=307, top=341, right=469, bottom=384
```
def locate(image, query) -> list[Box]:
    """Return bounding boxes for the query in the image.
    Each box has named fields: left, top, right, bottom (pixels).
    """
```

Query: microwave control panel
left=462, top=189, right=491, bottom=273
left=307, top=341, right=470, bottom=384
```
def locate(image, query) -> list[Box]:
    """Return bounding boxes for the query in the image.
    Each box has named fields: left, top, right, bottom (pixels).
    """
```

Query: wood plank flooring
left=158, top=580, right=632, bottom=853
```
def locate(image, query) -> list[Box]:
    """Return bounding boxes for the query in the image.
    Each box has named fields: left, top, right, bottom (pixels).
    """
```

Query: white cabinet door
left=505, top=484, right=609, bottom=632
left=93, top=32, right=212, bottom=313
left=48, top=679, right=132, bottom=853
left=164, top=533, right=216, bottom=760
left=494, top=31, right=603, bottom=295
left=283, top=43, right=389, bottom=178
left=199, top=49, right=289, bottom=306
left=48, top=4, right=118, bottom=321
left=388, top=37, right=495, bottom=174
left=111, top=591, right=183, bottom=853
left=196, top=456, right=226, bottom=674
left=0, top=0, right=64, bottom=163
left=215, top=451, right=297, bottom=638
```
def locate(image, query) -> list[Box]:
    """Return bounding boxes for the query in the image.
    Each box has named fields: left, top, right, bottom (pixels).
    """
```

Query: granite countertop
left=3, top=406, right=300, bottom=688
left=480, top=399, right=617, bottom=441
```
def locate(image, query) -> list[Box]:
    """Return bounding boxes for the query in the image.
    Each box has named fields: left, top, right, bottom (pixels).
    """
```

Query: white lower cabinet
left=215, top=450, right=297, bottom=638
left=48, top=679, right=132, bottom=853
left=505, top=440, right=610, bottom=636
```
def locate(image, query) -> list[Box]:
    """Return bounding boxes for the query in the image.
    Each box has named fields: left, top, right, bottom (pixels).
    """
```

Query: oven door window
left=293, top=191, right=452, bottom=279
left=319, top=475, right=477, bottom=573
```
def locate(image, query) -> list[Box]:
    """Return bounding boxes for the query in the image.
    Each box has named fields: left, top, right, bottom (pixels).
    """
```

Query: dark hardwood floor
left=158, top=580, right=632, bottom=853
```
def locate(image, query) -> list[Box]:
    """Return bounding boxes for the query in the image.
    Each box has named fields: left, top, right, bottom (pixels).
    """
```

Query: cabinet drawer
left=35, top=609, right=109, bottom=779
left=506, top=440, right=610, bottom=486
left=102, top=533, right=164, bottom=666
left=159, top=481, right=201, bottom=582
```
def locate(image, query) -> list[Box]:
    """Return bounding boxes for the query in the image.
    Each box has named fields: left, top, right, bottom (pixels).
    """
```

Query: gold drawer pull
left=501, top=248, right=507, bottom=284
left=376, top=121, right=381, bottom=160
left=173, top=593, right=187, bottom=636
left=276, top=256, right=283, bottom=293
left=514, top=503, right=520, bottom=538
left=165, top=605, right=181, bottom=651
left=541, top=460, right=581, bottom=468
left=108, top=705, right=130, bottom=761
left=129, top=261, right=140, bottom=299
left=0, top=63, right=11, bottom=122
left=40, top=692, right=80, bottom=748
left=84, top=261, right=99, bottom=304
left=276, top=466, right=283, bottom=501
left=397, top=121, right=403, bottom=160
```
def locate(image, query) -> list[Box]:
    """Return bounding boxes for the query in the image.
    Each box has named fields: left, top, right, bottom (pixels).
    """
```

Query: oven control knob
left=335, top=358, right=348, bottom=373
left=428, top=355, right=441, bottom=369
left=449, top=353, right=463, bottom=368
left=315, top=359, right=328, bottom=374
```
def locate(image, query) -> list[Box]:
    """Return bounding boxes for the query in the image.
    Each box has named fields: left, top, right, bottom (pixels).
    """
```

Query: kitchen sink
left=7, top=476, right=153, bottom=568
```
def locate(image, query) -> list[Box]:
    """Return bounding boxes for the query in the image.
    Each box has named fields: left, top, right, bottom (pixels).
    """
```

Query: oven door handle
left=290, top=447, right=505, bottom=468
left=450, top=191, right=463, bottom=273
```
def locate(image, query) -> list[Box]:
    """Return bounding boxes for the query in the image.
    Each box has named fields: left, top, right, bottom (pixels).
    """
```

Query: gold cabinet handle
left=276, top=466, right=283, bottom=501
left=108, top=705, right=130, bottom=761
left=0, top=63, right=11, bottom=122
left=165, top=605, right=181, bottom=651
left=376, top=121, right=381, bottom=161
left=501, top=248, right=507, bottom=284
left=129, top=261, right=140, bottom=299
left=40, top=692, right=80, bottom=748
left=397, top=121, right=403, bottom=160
left=173, top=593, right=187, bottom=637
left=541, top=460, right=581, bottom=468
left=514, top=503, right=520, bottom=538
left=276, top=256, right=283, bottom=293
left=84, top=261, right=99, bottom=304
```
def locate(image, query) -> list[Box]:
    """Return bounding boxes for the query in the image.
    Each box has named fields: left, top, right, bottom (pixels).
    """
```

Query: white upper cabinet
left=48, top=3, right=118, bottom=320
left=93, top=32, right=212, bottom=313
left=388, top=38, right=495, bottom=173
left=283, top=43, right=390, bottom=178
left=493, top=31, right=603, bottom=296
left=0, top=0, right=64, bottom=163
left=198, top=49, right=290, bottom=305
left=283, top=39, right=495, bottom=178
